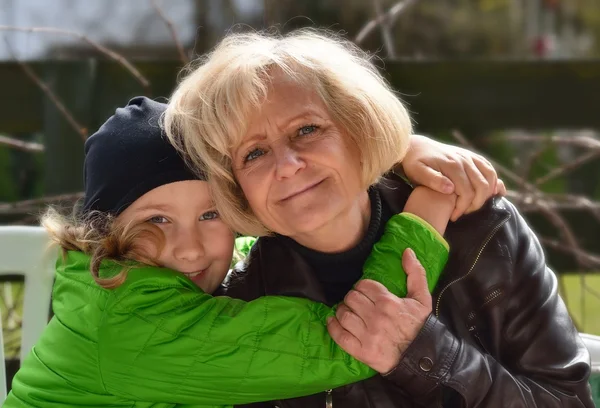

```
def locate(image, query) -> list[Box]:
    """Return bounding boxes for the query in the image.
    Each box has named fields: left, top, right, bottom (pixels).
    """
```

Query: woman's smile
left=232, top=76, right=367, bottom=246
left=278, top=178, right=326, bottom=202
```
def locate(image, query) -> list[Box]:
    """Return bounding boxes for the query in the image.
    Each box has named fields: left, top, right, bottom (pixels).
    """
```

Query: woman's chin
left=270, top=209, right=339, bottom=240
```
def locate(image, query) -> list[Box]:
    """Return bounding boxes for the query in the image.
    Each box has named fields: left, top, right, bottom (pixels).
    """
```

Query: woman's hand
left=327, top=249, right=432, bottom=374
left=398, top=135, right=507, bottom=221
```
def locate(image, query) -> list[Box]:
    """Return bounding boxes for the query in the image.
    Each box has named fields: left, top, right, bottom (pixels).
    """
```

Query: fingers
left=428, top=154, right=475, bottom=221
left=327, top=316, right=362, bottom=357
left=402, top=249, right=432, bottom=310
left=495, top=179, right=507, bottom=196
left=451, top=154, right=499, bottom=220
left=345, top=285, right=376, bottom=310
left=349, top=280, right=395, bottom=320
left=353, top=279, right=390, bottom=304
left=464, top=158, right=492, bottom=214
left=449, top=160, right=475, bottom=221
left=405, top=162, right=455, bottom=194
left=335, top=304, right=368, bottom=338
left=472, top=156, right=498, bottom=191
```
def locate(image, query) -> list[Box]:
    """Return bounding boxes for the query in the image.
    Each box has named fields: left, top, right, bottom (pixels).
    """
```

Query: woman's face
left=231, top=76, right=365, bottom=241
left=117, top=180, right=234, bottom=293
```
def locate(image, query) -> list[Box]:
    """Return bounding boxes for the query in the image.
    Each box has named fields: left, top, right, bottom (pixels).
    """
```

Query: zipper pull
left=325, top=389, right=332, bottom=408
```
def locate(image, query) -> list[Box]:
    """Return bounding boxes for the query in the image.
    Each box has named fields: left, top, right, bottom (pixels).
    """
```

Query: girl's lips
left=184, top=270, right=208, bottom=289
left=190, top=272, right=206, bottom=287
left=183, top=270, right=206, bottom=278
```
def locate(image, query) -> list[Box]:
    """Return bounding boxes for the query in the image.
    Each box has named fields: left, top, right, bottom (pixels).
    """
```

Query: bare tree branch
left=451, top=130, right=595, bottom=269
left=150, top=0, right=190, bottom=65
left=452, top=130, right=536, bottom=191
left=495, top=134, right=600, bottom=151
left=0, top=193, right=84, bottom=215
left=3, top=37, right=88, bottom=140
left=536, top=203, right=593, bottom=268
left=372, top=0, right=396, bottom=58
left=507, top=191, right=600, bottom=216
left=555, top=194, right=600, bottom=223
left=0, top=135, right=44, bottom=152
left=520, top=142, right=549, bottom=190
left=9, top=214, right=39, bottom=225
left=540, top=237, right=600, bottom=268
left=355, top=0, right=419, bottom=45
left=0, top=25, right=150, bottom=93
left=535, top=150, right=600, bottom=186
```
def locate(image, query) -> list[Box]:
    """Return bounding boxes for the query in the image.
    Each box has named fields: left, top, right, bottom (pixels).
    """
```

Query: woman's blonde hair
left=164, top=28, right=412, bottom=236
left=42, top=207, right=165, bottom=289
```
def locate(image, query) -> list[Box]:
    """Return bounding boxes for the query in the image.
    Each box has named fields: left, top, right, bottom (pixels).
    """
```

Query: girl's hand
left=398, top=135, right=507, bottom=221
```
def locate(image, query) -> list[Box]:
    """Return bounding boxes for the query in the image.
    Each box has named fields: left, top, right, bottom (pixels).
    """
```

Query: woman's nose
left=274, top=144, right=306, bottom=180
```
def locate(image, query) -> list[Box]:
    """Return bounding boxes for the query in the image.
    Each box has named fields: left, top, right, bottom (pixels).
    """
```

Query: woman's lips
left=279, top=179, right=325, bottom=202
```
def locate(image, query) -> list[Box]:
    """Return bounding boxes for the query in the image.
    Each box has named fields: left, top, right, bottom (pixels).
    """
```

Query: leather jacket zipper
left=325, top=389, right=332, bottom=408
left=482, top=288, right=503, bottom=306
left=435, top=213, right=511, bottom=317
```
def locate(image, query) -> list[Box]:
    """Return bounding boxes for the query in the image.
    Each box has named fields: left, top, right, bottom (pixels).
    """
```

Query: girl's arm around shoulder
left=98, top=265, right=374, bottom=406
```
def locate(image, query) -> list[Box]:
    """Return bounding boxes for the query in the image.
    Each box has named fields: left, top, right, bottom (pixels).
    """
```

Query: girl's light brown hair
left=42, top=207, right=165, bottom=289
left=164, top=28, right=413, bottom=236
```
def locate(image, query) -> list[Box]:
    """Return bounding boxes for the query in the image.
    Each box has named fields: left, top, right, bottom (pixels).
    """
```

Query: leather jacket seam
left=382, top=314, right=438, bottom=384
left=445, top=376, right=469, bottom=396
left=439, top=333, right=461, bottom=382
left=398, top=313, right=437, bottom=369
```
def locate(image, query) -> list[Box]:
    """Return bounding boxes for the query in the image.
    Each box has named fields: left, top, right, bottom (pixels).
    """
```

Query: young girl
left=5, top=97, right=456, bottom=407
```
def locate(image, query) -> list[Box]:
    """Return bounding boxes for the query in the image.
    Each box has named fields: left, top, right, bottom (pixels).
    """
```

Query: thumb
left=403, top=248, right=432, bottom=309
left=495, top=179, right=507, bottom=196
left=407, top=162, right=455, bottom=194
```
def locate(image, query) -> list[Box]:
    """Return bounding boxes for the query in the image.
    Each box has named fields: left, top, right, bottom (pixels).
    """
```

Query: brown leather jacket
left=225, top=175, right=594, bottom=407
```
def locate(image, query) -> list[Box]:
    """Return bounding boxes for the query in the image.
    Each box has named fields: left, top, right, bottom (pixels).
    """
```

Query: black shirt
left=279, top=188, right=394, bottom=305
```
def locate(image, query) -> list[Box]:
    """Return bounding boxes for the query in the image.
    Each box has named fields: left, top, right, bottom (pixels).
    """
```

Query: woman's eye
left=298, top=125, right=318, bottom=137
left=148, top=216, right=169, bottom=224
left=244, top=148, right=265, bottom=163
left=199, top=211, right=219, bottom=221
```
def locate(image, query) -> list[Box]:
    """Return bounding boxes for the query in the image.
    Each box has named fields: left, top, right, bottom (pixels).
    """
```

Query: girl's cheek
left=132, top=226, right=169, bottom=265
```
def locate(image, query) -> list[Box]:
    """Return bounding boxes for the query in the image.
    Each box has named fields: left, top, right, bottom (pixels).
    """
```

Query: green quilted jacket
left=4, top=213, right=448, bottom=408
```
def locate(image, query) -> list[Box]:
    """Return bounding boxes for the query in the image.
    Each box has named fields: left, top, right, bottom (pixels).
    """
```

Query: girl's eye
left=199, top=211, right=219, bottom=221
left=148, top=216, right=169, bottom=224
left=298, top=124, right=318, bottom=137
left=244, top=148, right=265, bottom=163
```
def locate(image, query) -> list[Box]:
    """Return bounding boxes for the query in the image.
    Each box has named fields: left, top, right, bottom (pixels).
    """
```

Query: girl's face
left=118, top=180, right=235, bottom=293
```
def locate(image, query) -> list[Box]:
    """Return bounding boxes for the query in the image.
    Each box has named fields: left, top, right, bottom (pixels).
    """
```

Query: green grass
left=559, top=273, right=600, bottom=336
left=0, top=282, right=25, bottom=359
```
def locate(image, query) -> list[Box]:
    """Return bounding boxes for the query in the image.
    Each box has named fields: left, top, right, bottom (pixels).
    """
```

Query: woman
left=165, top=30, right=593, bottom=407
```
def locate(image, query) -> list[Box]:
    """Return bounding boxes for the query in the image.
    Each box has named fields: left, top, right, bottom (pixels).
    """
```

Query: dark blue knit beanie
left=82, top=96, right=202, bottom=216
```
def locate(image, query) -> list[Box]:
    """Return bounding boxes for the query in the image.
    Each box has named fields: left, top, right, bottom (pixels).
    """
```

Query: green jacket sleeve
left=363, top=213, right=449, bottom=298
left=98, top=213, right=449, bottom=406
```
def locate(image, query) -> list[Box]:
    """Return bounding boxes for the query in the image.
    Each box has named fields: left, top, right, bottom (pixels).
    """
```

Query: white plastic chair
left=581, top=333, right=600, bottom=374
left=0, top=226, right=56, bottom=400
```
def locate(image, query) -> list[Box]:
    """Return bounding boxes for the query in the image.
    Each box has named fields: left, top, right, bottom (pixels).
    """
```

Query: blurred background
left=0, top=0, right=599, bottom=386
